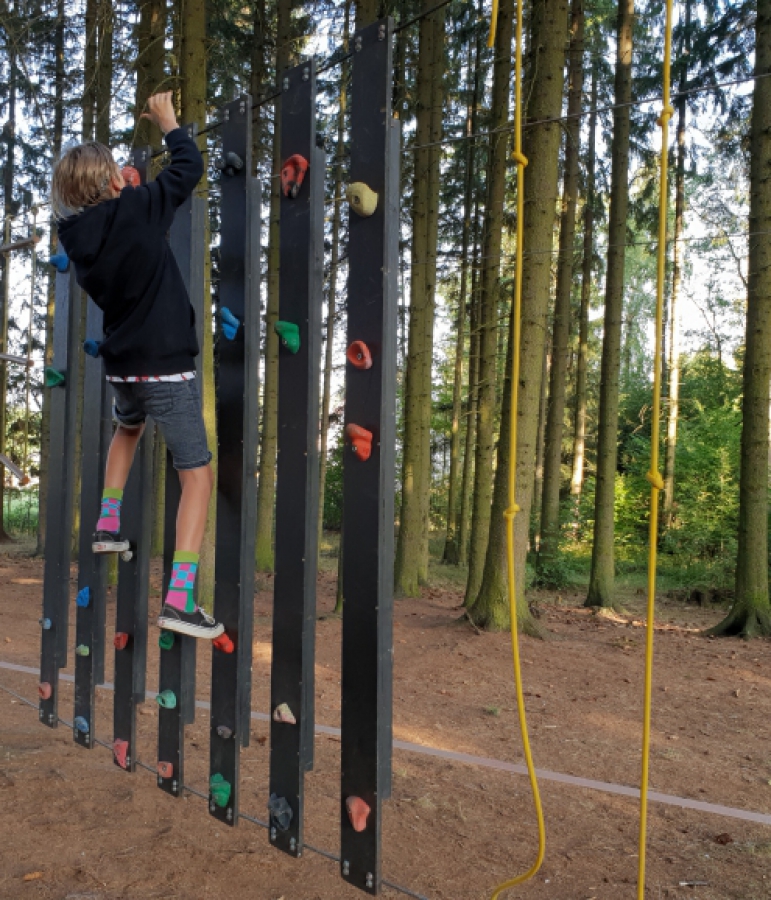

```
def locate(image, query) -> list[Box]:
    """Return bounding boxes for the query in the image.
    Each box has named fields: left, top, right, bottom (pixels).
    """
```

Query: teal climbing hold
left=45, top=367, right=66, bottom=388
left=156, top=689, right=177, bottom=709
left=210, top=773, right=231, bottom=808
left=158, top=631, right=175, bottom=650
left=274, top=321, right=300, bottom=354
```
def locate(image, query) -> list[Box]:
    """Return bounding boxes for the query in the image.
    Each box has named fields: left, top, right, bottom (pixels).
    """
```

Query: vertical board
left=269, top=59, right=323, bottom=858
left=73, top=300, right=111, bottom=748
left=111, top=145, right=154, bottom=773
left=340, top=17, right=399, bottom=895
left=39, top=259, right=81, bottom=728
left=158, top=128, right=205, bottom=797
left=209, top=95, right=256, bottom=827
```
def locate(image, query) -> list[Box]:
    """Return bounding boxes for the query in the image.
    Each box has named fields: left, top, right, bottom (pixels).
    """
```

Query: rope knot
left=511, top=150, right=529, bottom=168
left=504, top=503, right=521, bottom=521
left=656, top=105, right=674, bottom=127
left=646, top=470, right=664, bottom=491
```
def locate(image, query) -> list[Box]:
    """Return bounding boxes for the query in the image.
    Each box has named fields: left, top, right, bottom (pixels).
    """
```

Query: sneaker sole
left=156, top=617, right=225, bottom=640
left=92, top=541, right=131, bottom=554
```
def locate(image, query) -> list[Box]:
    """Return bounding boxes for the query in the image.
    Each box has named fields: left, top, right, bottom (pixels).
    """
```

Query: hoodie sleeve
left=128, top=127, right=204, bottom=230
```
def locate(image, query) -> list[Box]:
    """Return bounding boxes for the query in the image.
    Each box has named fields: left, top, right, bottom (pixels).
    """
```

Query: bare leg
left=176, top=463, right=214, bottom=554
left=104, top=423, right=144, bottom=490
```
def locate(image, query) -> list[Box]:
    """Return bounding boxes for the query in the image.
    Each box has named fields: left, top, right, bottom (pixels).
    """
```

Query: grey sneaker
left=157, top=603, right=225, bottom=640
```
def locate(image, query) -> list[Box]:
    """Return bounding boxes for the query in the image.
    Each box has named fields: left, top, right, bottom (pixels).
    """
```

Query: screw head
left=354, top=36, right=362, bottom=52
left=48, top=713, right=54, bottom=725
left=283, top=77, right=290, bottom=91
left=366, top=872, right=374, bottom=888
left=172, top=780, right=178, bottom=793
left=290, top=837, right=297, bottom=852
left=302, top=67, right=310, bottom=82
left=224, top=109, right=230, bottom=121
left=158, top=776, right=163, bottom=785
left=226, top=808, right=233, bottom=822
left=270, top=827, right=277, bottom=841
left=210, top=801, right=216, bottom=812
left=378, top=23, right=385, bottom=40
left=342, top=860, right=350, bottom=876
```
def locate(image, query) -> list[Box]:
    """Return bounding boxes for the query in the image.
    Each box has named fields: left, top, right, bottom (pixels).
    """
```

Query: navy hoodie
left=57, top=128, right=204, bottom=378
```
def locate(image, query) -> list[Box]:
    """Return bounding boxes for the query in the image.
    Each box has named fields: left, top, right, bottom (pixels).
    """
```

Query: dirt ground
left=1, top=541, right=770, bottom=900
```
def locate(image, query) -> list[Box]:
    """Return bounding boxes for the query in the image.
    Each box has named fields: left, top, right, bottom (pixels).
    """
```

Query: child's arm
left=131, top=92, right=204, bottom=226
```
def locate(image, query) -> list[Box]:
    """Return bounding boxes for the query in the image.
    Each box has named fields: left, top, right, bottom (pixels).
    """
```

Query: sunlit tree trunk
left=710, top=0, right=771, bottom=638
left=135, top=0, right=167, bottom=148
left=585, top=0, right=634, bottom=610
left=537, top=0, right=584, bottom=574
left=468, top=0, right=568, bottom=631
left=570, top=70, right=597, bottom=514
left=254, top=0, right=292, bottom=571
left=463, top=0, right=512, bottom=606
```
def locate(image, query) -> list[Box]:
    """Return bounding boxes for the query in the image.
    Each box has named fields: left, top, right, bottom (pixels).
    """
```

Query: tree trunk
left=95, top=0, right=113, bottom=145
left=254, top=0, right=292, bottom=572
left=83, top=0, right=98, bottom=140
left=443, top=24, right=482, bottom=565
left=355, top=0, right=380, bottom=29
left=318, top=1, right=350, bottom=558
left=585, top=0, right=634, bottom=610
left=463, top=0, right=513, bottom=606
left=532, top=338, right=549, bottom=549
left=570, top=69, right=597, bottom=514
left=537, top=0, right=584, bottom=575
left=468, top=0, right=568, bottom=630
left=37, top=0, right=66, bottom=555
left=179, top=0, right=215, bottom=604
left=663, top=0, right=690, bottom=530
left=135, top=0, right=167, bottom=148
left=710, top=0, right=771, bottom=638
left=394, top=0, right=445, bottom=595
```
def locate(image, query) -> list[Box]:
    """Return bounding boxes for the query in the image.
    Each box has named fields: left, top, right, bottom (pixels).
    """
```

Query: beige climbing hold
left=346, top=182, right=378, bottom=217
left=273, top=703, right=297, bottom=725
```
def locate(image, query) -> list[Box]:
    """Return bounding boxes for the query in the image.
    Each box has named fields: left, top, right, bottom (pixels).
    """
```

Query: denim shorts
left=111, top=379, right=212, bottom=471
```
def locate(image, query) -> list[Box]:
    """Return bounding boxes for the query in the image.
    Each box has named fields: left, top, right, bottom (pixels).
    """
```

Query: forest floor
left=0, top=538, right=770, bottom=900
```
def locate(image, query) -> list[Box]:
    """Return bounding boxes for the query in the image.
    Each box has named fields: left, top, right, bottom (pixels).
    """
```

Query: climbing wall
left=269, top=58, right=324, bottom=857
left=340, top=16, right=400, bottom=896
left=209, top=95, right=259, bottom=826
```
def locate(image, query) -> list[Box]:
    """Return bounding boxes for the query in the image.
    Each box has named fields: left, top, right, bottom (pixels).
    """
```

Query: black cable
left=0, top=679, right=429, bottom=900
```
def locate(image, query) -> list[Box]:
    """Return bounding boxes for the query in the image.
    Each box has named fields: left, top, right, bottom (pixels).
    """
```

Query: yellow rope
left=487, top=0, right=499, bottom=47
left=490, top=0, right=545, bottom=894
left=638, top=0, right=674, bottom=896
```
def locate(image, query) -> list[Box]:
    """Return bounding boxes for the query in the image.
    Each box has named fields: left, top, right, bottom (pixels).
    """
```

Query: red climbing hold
left=213, top=633, right=235, bottom=654
left=113, top=738, right=129, bottom=769
left=281, top=154, right=309, bottom=199
left=38, top=682, right=52, bottom=700
left=121, top=166, right=141, bottom=188
left=345, top=424, right=373, bottom=462
left=346, top=796, right=371, bottom=832
left=157, top=761, right=173, bottom=779
left=114, top=632, right=129, bottom=650
left=346, top=341, right=373, bottom=370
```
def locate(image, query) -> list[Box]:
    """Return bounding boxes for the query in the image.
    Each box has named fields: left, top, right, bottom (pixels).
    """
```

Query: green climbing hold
left=274, top=321, right=300, bottom=354
left=45, top=367, right=66, bottom=388
left=210, top=773, right=232, bottom=808
left=156, top=689, right=177, bottom=709
left=75, top=644, right=90, bottom=657
left=158, top=631, right=175, bottom=650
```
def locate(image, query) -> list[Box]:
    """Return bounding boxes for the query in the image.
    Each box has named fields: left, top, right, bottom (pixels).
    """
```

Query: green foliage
left=322, top=431, right=344, bottom=531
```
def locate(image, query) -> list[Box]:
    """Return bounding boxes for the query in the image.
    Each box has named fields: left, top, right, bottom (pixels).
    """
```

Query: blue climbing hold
left=220, top=307, right=240, bottom=341
left=49, top=252, right=70, bottom=273
left=83, top=339, right=101, bottom=358
left=74, top=716, right=89, bottom=734
left=39, top=617, right=51, bottom=630
left=76, top=587, right=90, bottom=608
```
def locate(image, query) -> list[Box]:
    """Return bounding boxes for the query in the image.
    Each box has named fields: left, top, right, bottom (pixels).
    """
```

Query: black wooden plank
left=269, top=60, right=322, bottom=859
left=39, top=257, right=80, bottom=729
left=209, top=95, right=255, bottom=828
left=340, top=18, right=399, bottom=895
left=157, top=128, right=204, bottom=797
left=113, top=421, right=153, bottom=772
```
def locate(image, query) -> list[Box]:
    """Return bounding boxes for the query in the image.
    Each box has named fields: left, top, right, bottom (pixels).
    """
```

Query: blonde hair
left=51, top=142, right=121, bottom=220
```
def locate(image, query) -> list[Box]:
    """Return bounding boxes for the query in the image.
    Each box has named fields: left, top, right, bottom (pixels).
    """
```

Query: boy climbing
left=52, top=92, right=222, bottom=640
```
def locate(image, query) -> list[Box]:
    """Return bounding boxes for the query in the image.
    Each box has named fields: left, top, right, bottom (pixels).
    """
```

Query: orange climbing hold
left=345, top=424, right=373, bottom=462
left=157, top=761, right=173, bottom=779
left=121, top=166, right=141, bottom=188
left=113, top=632, right=129, bottom=650
left=38, top=682, right=52, bottom=700
left=113, top=738, right=129, bottom=769
left=213, top=633, right=235, bottom=654
left=346, top=796, right=371, bottom=832
left=281, top=154, right=309, bottom=199
left=346, top=341, right=373, bottom=370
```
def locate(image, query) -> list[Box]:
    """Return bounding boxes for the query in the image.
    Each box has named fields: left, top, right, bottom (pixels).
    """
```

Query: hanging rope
left=638, top=0, right=674, bottom=896
left=490, top=0, right=545, bottom=895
